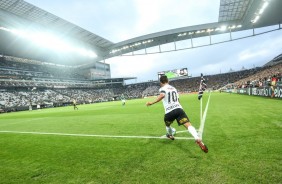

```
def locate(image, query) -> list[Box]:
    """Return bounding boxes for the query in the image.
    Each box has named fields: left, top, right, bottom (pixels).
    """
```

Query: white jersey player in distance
left=146, top=75, right=208, bottom=153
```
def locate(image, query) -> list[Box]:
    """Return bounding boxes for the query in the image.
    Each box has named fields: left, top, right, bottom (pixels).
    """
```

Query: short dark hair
left=160, top=75, right=168, bottom=84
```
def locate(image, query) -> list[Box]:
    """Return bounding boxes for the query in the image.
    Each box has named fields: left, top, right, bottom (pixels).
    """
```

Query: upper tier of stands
left=0, top=56, right=86, bottom=80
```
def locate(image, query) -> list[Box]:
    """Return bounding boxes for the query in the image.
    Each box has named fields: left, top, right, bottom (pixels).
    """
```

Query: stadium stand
left=1, top=52, right=281, bottom=113
left=235, top=63, right=282, bottom=88
left=0, top=55, right=86, bottom=80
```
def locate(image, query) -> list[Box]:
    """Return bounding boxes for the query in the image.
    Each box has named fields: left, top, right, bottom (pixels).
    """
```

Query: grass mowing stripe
left=0, top=130, right=194, bottom=140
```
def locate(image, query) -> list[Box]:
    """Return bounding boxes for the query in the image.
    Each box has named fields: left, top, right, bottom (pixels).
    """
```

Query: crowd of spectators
left=55, top=89, right=114, bottom=103
left=168, top=67, right=263, bottom=93
left=0, top=55, right=281, bottom=111
left=0, top=78, right=110, bottom=89
left=0, top=90, right=70, bottom=108
left=233, top=63, right=282, bottom=88
left=0, top=56, right=86, bottom=80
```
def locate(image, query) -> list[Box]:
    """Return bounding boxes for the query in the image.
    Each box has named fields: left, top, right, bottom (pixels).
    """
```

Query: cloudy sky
left=25, top=0, right=282, bottom=83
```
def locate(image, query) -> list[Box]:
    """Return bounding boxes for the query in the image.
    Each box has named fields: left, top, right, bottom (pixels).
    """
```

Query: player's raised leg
left=183, top=122, right=208, bottom=153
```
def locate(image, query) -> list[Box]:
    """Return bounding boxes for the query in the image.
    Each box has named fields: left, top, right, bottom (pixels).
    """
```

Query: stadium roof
left=0, top=0, right=113, bottom=49
left=264, top=53, right=282, bottom=67
left=0, top=0, right=281, bottom=66
left=219, top=0, right=252, bottom=22
left=108, top=0, right=282, bottom=57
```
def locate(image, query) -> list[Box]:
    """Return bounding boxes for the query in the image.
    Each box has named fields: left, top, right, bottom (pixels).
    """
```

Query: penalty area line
left=0, top=131, right=193, bottom=140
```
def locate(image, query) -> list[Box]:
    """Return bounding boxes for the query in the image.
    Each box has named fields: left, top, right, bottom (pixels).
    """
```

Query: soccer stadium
left=0, top=0, right=281, bottom=183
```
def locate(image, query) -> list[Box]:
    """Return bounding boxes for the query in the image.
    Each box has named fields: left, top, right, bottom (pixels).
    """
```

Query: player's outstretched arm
left=146, top=93, right=165, bottom=106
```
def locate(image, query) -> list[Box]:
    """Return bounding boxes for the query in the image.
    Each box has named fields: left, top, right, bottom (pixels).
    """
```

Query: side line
left=0, top=130, right=194, bottom=140
left=198, top=92, right=211, bottom=139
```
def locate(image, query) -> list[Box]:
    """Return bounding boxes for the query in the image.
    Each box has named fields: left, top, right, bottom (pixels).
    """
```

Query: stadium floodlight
left=227, top=25, right=235, bottom=30
left=0, top=27, right=11, bottom=32
left=237, top=25, right=242, bottom=28
left=77, top=49, right=97, bottom=58
left=110, top=39, right=153, bottom=54
left=220, top=26, right=227, bottom=31
left=259, top=1, right=269, bottom=14
left=0, top=26, right=97, bottom=58
left=252, top=15, right=260, bottom=23
left=10, top=29, right=27, bottom=38
left=30, top=32, right=72, bottom=52
left=251, top=1, right=269, bottom=24
left=206, top=29, right=214, bottom=32
left=111, top=49, right=117, bottom=53
left=188, top=32, right=194, bottom=35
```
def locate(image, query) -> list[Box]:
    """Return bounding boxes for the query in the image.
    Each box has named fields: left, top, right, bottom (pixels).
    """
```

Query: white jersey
left=159, top=84, right=183, bottom=114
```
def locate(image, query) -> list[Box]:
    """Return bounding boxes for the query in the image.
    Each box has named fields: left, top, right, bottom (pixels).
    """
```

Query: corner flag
left=198, top=73, right=207, bottom=100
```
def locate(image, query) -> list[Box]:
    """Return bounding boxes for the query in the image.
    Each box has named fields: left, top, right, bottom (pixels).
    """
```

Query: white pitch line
left=175, top=129, right=200, bottom=134
left=198, top=92, right=211, bottom=139
left=0, top=130, right=194, bottom=140
left=160, top=131, right=194, bottom=140
left=175, top=130, right=188, bottom=133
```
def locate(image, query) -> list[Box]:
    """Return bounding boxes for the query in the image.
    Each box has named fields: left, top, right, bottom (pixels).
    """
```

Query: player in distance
left=73, top=99, right=78, bottom=110
left=146, top=75, right=208, bottom=153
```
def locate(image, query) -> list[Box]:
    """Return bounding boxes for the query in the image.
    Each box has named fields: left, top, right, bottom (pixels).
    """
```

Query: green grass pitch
left=0, top=92, right=281, bottom=183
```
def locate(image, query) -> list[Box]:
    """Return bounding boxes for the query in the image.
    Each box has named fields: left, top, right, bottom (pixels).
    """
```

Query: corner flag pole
left=198, top=73, right=206, bottom=131
left=200, top=97, right=203, bottom=124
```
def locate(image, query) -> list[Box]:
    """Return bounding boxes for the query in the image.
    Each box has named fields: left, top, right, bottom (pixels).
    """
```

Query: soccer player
left=146, top=75, right=208, bottom=153
left=121, top=94, right=126, bottom=106
left=73, top=99, right=78, bottom=110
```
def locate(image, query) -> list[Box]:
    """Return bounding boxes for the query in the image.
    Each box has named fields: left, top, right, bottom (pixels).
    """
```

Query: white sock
left=188, top=126, right=199, bottom=140
left=166, top=126, right=173, bottom=135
